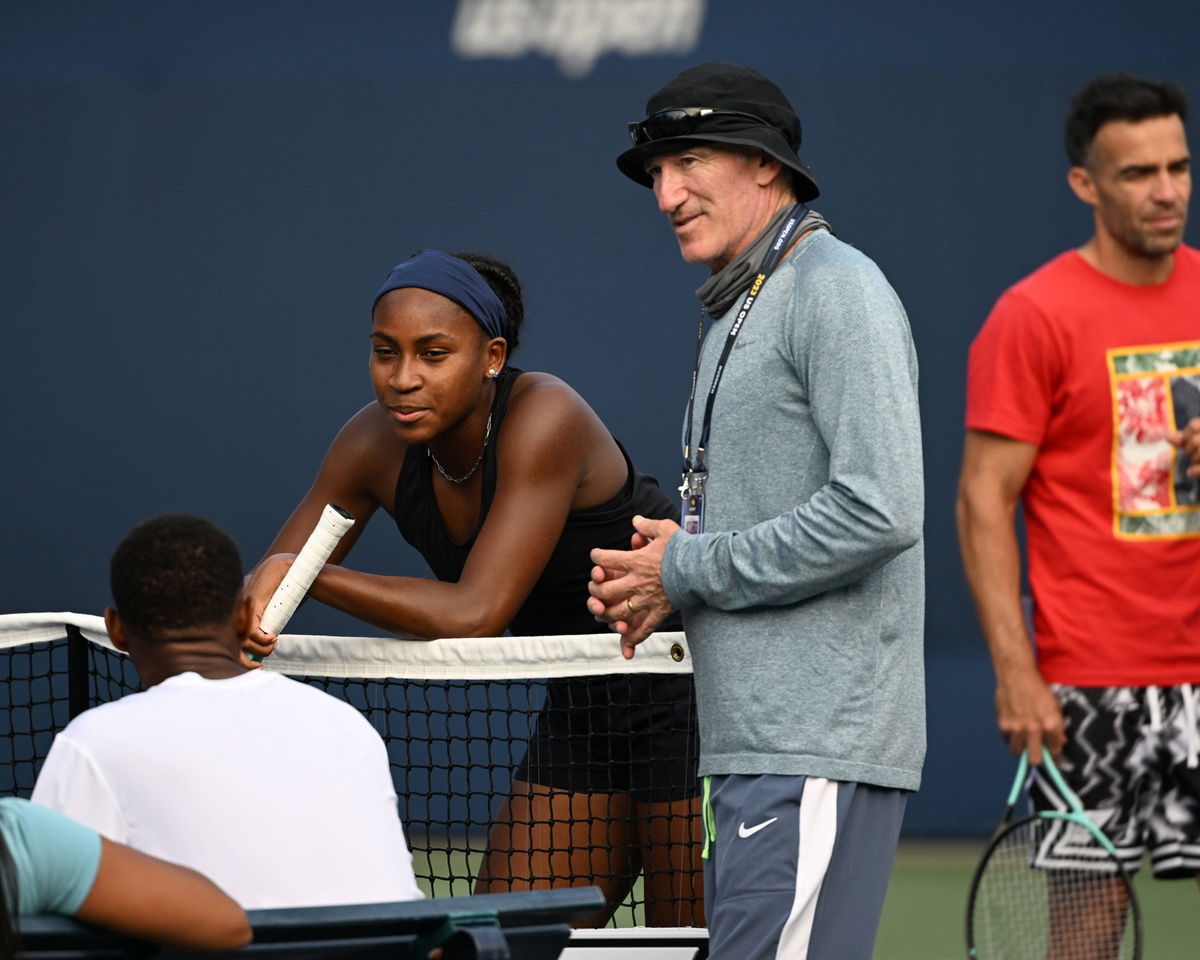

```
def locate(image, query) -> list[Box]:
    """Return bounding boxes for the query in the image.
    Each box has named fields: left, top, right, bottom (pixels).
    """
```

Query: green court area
left=410, top=843, right=653, bottom=926
left=411, top=839, right=1197, bottom=957
left=874, top=841, right=1198, bottom=960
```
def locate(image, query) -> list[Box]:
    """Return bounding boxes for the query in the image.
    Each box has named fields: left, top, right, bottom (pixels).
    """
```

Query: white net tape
left=0, top=612, right=693, bottom=679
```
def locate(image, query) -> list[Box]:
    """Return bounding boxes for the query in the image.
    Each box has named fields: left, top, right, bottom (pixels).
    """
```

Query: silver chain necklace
left=428, top=413, right=492, bottom=484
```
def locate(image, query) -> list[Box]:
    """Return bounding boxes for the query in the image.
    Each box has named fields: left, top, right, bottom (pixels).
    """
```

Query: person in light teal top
left=0, top=796, right=250, bottom=953
left=1, top=797, right=101, bottom=916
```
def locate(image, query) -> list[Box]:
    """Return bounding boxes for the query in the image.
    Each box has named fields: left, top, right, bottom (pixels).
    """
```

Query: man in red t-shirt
left=959, top=73, right=1200, bottom=883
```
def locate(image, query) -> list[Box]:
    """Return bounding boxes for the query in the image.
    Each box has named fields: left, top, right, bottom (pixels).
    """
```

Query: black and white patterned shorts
left=1032, top=683, right=1200, bottom=878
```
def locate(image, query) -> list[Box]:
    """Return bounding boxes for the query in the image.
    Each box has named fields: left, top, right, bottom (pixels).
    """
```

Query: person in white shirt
left=32, top=514, right=423, bottom=909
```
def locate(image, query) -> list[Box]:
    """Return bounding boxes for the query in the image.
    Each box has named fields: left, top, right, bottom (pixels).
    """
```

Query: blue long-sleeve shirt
left=661, top=228, right=926, bottom=791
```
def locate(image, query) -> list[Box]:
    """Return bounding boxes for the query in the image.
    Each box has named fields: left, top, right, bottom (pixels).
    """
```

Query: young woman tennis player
left=243, top=249, right=702, bottom=926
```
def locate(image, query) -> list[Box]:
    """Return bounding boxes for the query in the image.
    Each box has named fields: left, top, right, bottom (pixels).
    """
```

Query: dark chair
left=17, top=887, right=605, bottom=960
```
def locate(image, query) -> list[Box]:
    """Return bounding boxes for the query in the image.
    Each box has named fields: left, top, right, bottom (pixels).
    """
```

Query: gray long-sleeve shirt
left=661, top=228, right=926, bottom=791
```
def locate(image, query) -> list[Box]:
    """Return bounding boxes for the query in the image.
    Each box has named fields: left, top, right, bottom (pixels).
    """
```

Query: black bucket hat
left=617, top=62, right=819, bottom=202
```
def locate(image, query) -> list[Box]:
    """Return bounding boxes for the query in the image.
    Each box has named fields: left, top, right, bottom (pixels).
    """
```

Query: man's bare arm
left=956, top=429, right=1063, bottom=764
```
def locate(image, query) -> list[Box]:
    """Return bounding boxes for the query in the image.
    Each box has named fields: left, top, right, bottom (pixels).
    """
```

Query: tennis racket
left=966, top=749, right=1141, bottom=959
left=256, top=503, right=355, bottom=639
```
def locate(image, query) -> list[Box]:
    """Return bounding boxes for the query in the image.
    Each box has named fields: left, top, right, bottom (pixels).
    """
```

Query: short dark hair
left=110, top=515, right=244, bottom=634
left=452, top=252, right=526, bottom=356
left=1065, top=73, right=1189, bottom=166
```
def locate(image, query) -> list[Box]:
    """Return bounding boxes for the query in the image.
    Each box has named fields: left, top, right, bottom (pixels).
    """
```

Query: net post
left=65, top=624, right=90, bottom=719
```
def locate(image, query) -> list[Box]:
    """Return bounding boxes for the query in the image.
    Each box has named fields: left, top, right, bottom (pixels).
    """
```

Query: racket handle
left=1006, top=750, right=1031, bottom=807
left=258, top=504, right=355, bottom=636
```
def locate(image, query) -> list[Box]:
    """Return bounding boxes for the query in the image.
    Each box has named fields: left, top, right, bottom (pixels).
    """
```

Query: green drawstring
left=701, top=775, right=717, bottom=859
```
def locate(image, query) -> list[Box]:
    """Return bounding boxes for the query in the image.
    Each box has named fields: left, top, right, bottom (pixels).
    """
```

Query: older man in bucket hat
left=588, top=63, right=926, bottom=959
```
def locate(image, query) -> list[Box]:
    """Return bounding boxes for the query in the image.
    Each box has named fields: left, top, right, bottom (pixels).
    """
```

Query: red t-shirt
left=967, top=247, right=1200, bottom=685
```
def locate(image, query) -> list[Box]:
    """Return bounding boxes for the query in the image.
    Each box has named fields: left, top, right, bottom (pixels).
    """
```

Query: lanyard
left=682, top=203, right=807, bottom=478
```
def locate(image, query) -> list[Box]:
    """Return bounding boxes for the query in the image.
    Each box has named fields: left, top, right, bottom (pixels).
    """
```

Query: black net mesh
left=0, top=639, right=72, bottom=798
left=0, top=629, right=704, bottom=927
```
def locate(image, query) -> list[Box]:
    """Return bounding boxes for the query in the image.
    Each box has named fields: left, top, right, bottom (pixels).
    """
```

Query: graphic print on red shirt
left=1109, top=341, right=1200, bottom=537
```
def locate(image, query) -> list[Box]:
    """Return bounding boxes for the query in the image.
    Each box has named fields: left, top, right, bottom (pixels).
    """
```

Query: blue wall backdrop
left=4, top=0, right=1199, bottom=834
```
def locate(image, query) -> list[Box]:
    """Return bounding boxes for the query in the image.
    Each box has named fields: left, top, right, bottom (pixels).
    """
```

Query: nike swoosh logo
left=737, top=817, right=778, bottom=838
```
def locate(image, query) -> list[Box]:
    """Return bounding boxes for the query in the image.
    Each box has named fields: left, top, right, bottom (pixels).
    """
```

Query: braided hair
left=452, top=252, right=526, bottom=356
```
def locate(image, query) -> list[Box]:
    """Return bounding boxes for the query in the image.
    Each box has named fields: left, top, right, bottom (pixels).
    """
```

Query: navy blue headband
left=372, top=249, right=507, bottom=341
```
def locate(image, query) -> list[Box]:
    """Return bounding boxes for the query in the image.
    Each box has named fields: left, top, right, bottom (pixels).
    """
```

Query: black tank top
left=393, top=368, right=681, bottom=636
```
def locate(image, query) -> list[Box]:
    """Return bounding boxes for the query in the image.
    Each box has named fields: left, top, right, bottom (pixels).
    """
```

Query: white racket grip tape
left=259, top=504, right=355, bottom=635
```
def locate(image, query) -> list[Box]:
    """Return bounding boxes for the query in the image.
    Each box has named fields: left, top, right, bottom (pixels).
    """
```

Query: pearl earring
left=488, top=369, right=498, bottom=379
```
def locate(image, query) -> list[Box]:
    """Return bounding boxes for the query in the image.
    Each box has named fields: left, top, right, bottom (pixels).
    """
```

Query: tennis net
left=0, top=613, right=703, bottom=928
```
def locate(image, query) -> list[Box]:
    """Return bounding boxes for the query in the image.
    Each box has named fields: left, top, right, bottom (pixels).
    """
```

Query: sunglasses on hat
left=627, top=107, right=769, bottom=146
